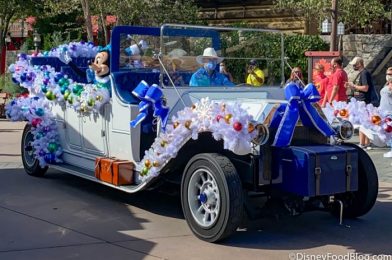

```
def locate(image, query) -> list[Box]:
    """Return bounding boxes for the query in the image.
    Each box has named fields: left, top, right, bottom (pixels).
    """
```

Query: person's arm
left=189, top=73, right=198, bottom=87
left=222, top=74, right=235, bottom=86
left=328, top=72, right=340, bottom=103
left=351, top=71, right=370, bottom=92
left=252, top=69, right=264, bottom=84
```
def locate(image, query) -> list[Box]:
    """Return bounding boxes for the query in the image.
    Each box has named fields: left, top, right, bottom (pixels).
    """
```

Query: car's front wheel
left=21, top=124, right=48, bottom=177
left=181, top=153, right=243, bottom=242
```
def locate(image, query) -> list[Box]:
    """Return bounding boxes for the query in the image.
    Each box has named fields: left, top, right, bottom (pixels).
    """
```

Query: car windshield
left=159, top=24, right=285, bottom=88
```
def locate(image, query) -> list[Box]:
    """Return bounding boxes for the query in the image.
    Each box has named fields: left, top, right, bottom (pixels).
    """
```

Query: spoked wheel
left=331, top=144, right=378, bottom=218
left=21, top=124, right=47, bottom=177
left=181, top=153, right=243, bottom=242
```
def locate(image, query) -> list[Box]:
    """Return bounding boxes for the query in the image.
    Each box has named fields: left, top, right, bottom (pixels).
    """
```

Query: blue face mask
left=205, top=61, right=217, bottom=72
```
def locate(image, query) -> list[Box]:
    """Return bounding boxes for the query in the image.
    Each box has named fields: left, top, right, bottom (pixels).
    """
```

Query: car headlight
left=332, top=119, right=354, bottom=140
left=252, top=124, right=269, bottom=146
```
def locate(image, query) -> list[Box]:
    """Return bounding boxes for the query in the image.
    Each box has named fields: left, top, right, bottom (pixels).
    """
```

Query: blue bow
left=97, top=44, right=111, bottom=54
left=130, top=80, right=169, bottom=130
left=270, top=83, right=335, bottom=147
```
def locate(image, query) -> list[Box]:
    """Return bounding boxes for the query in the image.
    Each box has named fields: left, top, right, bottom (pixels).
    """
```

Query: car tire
left=181, top=153, right=243, bottom=242
left=332, top=145, right=378, bottom=218
left=21, top=124, right=48, bottom=177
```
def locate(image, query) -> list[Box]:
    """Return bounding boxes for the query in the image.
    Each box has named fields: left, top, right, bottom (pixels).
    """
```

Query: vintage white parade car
left=17, top=24, right=378, bottom=242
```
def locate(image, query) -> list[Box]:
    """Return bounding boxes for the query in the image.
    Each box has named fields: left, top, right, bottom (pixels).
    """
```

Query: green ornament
left=58, top=78, right=66, bottom=86
left=72, top=85, right=82, bottom=94
left=140, top=167, right=149, bottom=176
left=68, top=96, right=73, bottom=105
left=45, top=91, right=55, bottom=100
left=87, top=98, right=95, bottom=107
left=63, top=90, right=70, bottom=100
left=47, top=142, right=58, bottom=152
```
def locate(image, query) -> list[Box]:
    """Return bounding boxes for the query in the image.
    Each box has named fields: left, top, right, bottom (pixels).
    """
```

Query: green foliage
left=0, top=73, right=23, bottom=96
left=284, top=35, right=328, bottom=80
left=274, top=0, right=385, bottom=33
left=222, top=33, right=328, bottom=85
left=339, top=0, right=385, bottom=30
left=20, top=37, right=34, bottom=52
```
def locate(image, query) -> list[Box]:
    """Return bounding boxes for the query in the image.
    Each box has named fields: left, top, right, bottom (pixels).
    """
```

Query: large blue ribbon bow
left=130, top=80, right=169, bottom=130
left=270, top=82, right=335, bottom=147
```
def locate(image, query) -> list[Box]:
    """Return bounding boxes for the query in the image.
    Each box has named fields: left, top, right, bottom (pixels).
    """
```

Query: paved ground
left=1, top=119, right=392, bottom=260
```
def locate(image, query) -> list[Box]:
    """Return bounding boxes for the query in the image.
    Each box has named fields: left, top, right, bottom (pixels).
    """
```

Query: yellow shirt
left=246, top=68, right=265, bottom=87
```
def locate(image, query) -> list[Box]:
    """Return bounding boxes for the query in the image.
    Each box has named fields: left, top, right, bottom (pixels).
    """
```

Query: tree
left=0, top=0, right=42, bottom=73
left=80, top=0, right=94, bottom=42
left=43, top=0, right=93, bottom=42
left=274, top=0, right=385, bottom=34
left=275, top=0, right=330, bottom=34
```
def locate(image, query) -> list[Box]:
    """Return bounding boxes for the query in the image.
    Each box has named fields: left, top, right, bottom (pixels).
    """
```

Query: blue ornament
left=54, top=73, right=62, bottom=83
left=35, top=108, right=45, bottom=117
left=12, top=77, right=19, bottom=84
left=43, top=51, right=49, bottom=56
left=8, top=64, right=15, bottom=73
left=35, top=132, right=44, bottom=139
left=21, top=106, right=29, bottom=112
left=44, top=153, right=56, bottom=163
left=18, top=53, right=27, bottom=60
left=20, top=73, right=27, bottom=82
left=60, top=86, right=67, bottom=95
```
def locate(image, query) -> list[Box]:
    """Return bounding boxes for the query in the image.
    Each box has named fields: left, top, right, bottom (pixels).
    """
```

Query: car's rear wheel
left=21, top=124, right=48, bottom=177
left=331, top=145, right=378, bottom=218
left=181, top=153, right=243, bottom=242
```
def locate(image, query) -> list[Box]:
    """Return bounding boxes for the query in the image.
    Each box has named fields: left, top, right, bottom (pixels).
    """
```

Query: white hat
left=196, top=47, right=223, bottom=64
left=349, top=56, right=363, bottom=65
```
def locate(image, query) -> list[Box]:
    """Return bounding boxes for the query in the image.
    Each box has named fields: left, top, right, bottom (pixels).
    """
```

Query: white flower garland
left=322, top=98, right=392, bottom=146
left=6, top=97, right=63, bottom=167
left=136, top=98, right=257, bottom=182
left=9, top=55, right=110, bottom=114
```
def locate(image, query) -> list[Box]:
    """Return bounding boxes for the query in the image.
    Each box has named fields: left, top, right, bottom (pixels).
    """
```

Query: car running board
left=50, top=163, right=149, bottom=193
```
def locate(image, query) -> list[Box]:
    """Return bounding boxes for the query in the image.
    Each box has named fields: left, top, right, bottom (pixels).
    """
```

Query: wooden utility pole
left=330, top=0, right=338, bottom=51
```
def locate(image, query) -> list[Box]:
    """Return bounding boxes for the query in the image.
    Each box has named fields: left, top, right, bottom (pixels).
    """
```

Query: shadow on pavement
left=223, top=187, right=392, bottom=255
left=3, top=167, right=392, bottom=256
left=0, top=168, right=157, bottom=259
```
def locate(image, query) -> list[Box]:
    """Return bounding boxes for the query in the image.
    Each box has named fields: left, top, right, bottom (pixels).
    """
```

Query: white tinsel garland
left=136, top=98, right=258, bottom=182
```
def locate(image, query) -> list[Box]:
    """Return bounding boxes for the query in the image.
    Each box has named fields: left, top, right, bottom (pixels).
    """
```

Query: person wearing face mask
left=322, top=57, right=348, bottom=107
left=380, top=67, right=392, bottom=114
left=346, top=56, right=379, bottom=106
left=189, top=47, right=235, bottom=87
left=356, top=68, right=392, bottom=151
